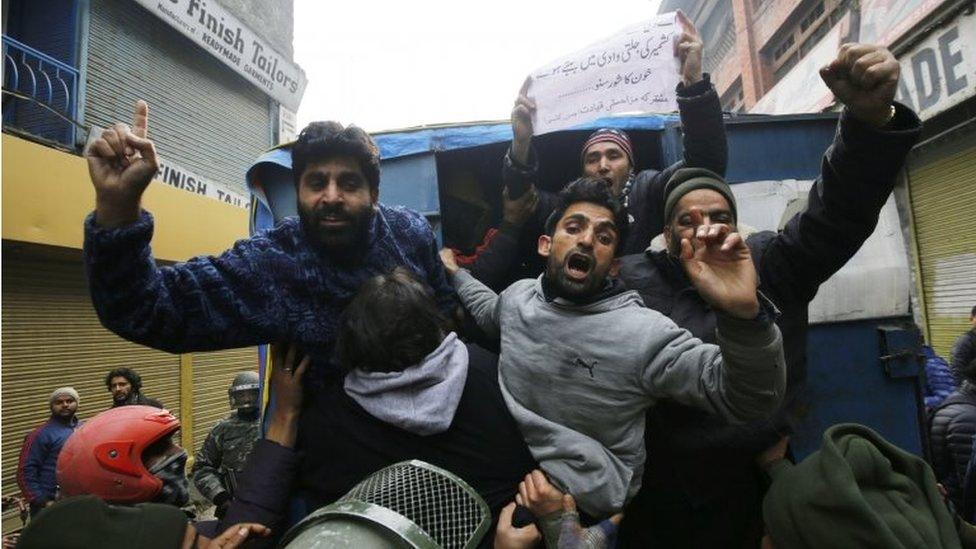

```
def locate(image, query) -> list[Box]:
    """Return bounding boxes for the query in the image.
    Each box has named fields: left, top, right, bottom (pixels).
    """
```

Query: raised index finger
left=676, top=10, right=696, bottom=34
left=132, top=100, right=149, bottom=139
left=518, top=76, right=532, bottom=98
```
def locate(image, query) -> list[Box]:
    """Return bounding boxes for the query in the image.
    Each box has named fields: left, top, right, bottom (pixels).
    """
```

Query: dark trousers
left=617, top=469, right=766, bottom=549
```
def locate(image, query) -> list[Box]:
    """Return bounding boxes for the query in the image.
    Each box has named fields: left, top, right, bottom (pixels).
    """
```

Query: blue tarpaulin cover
left=371, top=113, right=675, bottom=160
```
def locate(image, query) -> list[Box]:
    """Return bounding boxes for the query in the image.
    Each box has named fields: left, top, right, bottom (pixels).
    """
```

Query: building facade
left=662, top=0, right=976, bottom=359
left=1, top=0, right=303, bottom=527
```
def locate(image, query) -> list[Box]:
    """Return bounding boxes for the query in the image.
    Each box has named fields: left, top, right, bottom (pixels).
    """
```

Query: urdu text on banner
left=132, top=0, right=307, bottom=111
left=527, top=12, right=680, bottom=135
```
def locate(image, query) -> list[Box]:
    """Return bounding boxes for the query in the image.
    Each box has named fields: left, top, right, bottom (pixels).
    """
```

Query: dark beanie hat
left=763, top=423, right=962, bottom=549
left=663, top=167, right=737, bottom=225
left=17, top=495, right=188, bottom=549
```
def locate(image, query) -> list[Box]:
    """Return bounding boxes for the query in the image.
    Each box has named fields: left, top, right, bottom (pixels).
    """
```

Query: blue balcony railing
left=2, top=34, right=80, bottom=147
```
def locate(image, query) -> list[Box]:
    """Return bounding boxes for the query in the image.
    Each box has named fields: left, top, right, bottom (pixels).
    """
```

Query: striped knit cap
left=580, top=128, right=634, bottom=168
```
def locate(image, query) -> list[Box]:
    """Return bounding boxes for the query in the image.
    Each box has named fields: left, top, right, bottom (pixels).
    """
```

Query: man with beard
left=17, top=387, right=83, bottom=517
left=106, top=367, right=163, bottom=408
left=451, top=12, right=727, bottom=291
left=615, top=44, right=922, bottom=547
left=83, top=104, right=455, bottom=505
left=83, top=103, right=454, bottom=378
left=440, top=177, right=786, bottom=524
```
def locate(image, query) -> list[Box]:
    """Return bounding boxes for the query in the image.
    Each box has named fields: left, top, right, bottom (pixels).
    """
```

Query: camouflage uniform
left=191, top=413, right=259, bottom=504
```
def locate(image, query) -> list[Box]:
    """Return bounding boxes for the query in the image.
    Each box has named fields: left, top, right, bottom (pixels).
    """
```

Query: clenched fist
left=820, top=43, right=900, bottom=128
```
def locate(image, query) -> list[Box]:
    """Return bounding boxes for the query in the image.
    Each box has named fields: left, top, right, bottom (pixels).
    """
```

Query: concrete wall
left=671, top=0, right=816, bottom=107
left=221, top=0, right=295, bottom=59
left=749, top=0, right=806, bottom=49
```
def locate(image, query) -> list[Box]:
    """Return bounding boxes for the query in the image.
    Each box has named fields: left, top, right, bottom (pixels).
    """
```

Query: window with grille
left=800, top=2, right=825, bottom=32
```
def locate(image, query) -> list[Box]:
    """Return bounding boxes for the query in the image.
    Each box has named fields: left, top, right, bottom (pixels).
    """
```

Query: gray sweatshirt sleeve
left=640, top=311, right=786, bottom=424
left=452, top=269, right=501, bottom=339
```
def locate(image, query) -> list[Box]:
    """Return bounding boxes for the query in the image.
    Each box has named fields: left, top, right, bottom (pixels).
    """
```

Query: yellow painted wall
left=2, top=134, right=248, bottom=260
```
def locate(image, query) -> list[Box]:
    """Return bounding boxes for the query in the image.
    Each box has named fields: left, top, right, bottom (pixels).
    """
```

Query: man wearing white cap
left=17, top=387, right=83, bottom=517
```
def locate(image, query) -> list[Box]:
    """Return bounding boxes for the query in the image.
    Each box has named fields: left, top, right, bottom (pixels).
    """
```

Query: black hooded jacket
left=930, top=384, right=976, bottom=511
left=112, top=391, right=163, bottom=409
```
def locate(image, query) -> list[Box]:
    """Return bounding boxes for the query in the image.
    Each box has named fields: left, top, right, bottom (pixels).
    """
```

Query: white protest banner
left=528, top=12, right=680, bottom=135
left=131, top=0, right=307, bottom=111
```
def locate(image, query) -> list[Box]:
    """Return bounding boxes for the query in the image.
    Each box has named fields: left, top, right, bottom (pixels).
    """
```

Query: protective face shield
left=229, top=371, right=260, bottom=412
left=148, top=449, right=189, bottom=508
left=280, top=460, right=490, bottom=549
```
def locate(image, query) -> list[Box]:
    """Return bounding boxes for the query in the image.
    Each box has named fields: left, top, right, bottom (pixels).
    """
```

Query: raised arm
left=84, top=215, right=285, bottom=353
left=762, top=44, right=921, bottom=302
left=627, top=11, right=728, bottom=249
left=642, top=217, right=785, bottom=421
left=671, top=10, right=728, bottom=178
left=451, top=186, right=540, bottom=291
left=218, top=344, right=308, bottom=545
left=83, top=101, right=284, bottom=353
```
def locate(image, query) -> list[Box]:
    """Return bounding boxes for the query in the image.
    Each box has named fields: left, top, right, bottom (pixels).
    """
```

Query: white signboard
left=156, top=159, right=250, bottom=209
left=278, top=105, right=298, bottom=144
left=894, top=10, right=975, bottom=120
left=133, top=0, right=307, bottom=110
left=527, top=12, right=680, bottom=134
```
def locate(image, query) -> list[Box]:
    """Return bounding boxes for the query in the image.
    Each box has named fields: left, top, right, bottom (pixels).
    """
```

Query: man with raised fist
left=616, top=43, right=922, bottom=548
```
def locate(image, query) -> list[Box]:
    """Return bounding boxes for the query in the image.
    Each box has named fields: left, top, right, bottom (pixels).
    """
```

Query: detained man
left=615, top=43, right=922, bottom=547
left=453, top=11, right=728, bottom=290
left=83, top=105, right=456, bottom=525
left=440, top=178, right=786, bottom=529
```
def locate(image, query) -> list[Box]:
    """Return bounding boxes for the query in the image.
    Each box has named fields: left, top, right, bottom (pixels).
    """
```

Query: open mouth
left=319, top=215, right=350, bottom=228
left=564, top=251, right=593, bottom=281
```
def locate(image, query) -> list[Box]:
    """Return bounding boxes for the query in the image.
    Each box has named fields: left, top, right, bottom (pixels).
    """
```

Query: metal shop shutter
left=191, top=348, right=258, bottom=453
left=907, top=124, right=976, bottom=358
left=85, top=0, right=272, bottom=195
left=1, top=249, right=182, bottom=499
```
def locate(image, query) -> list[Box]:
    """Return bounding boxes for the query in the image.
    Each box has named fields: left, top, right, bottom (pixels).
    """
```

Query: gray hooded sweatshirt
left=343, top=332, right=469, bottom=436
left=453, top=270, right=786, bottom=518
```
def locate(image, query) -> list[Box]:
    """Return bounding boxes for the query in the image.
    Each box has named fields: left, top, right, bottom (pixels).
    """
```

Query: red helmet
left=57, top=406, right=180, bottom=503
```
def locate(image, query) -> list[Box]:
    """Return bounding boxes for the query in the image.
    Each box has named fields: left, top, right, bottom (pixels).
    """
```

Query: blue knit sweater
left=84, top=205, right=456, bottom=387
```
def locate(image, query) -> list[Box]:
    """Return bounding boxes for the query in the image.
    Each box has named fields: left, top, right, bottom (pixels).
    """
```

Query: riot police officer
left=192, top=371, right=261, bottom=518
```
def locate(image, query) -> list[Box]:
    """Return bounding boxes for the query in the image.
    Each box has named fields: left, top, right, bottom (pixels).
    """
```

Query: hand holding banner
left=528, top=12, right=681, bottom=135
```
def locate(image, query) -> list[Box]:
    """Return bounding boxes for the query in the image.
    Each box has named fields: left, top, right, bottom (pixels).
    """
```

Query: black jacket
left=295, top=343, right=537, bottom=525
left=615, top=104, right=922, bottom=547
left=952, top=330, right=976, bottom=381
left=112, top=392, right=163, bottom=409
left=467, top=76, right=728, bottom=291
left=931, top=384, right=976, bottom=511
